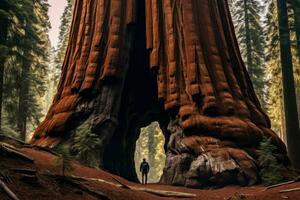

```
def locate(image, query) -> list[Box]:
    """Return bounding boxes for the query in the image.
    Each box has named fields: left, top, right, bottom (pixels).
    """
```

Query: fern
left=73, top=122, right=102, bottom=167
left=258, top=136, right=284, bottom=185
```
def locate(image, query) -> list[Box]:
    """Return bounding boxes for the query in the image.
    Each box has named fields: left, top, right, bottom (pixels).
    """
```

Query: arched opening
left=134, top=121, right=166, bottom=183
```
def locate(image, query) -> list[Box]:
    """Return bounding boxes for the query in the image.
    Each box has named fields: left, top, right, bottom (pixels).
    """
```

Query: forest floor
left=0, top=136, right=300, bottom=200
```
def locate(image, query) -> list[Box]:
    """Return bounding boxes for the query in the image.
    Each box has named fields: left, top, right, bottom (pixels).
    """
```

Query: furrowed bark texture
left=31, top=0, right=290, bottom=187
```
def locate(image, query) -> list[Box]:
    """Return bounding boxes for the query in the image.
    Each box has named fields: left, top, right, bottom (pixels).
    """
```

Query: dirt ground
left=1, top=137, right=300, bottom=200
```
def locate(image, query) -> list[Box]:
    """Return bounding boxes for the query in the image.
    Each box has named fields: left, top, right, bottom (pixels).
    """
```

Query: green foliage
left=265, top=0, right=283, bottom=134
left=230, top=0, right=267, bottom=108
left=0, top=0, right=51, bottom=140
left=258, top=136, right=284, bottom=185
left=52, top=0, right=73, bottom=85
left=0, top=125, right=20, bottom=140
left=265, top=0, right=300, bottom=137
left=52, top=146, right=74, bottom=177
left=73, top=122, right=102, bottom=168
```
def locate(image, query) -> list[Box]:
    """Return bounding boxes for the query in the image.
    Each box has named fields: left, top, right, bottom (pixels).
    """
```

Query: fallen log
left=22, top=144, right=60, bottom=156
left=112, top=177, right=197, bottom=198
left=0, top=142, right=34, bottom=162
left=0, top=134, right=60, bottom=157
left=71, top=175, right=197, bottom=198
left=279, top=187, right=300, bottom=193
left=0, top=134, right=27, bottom=146
left=63, top=178, right=110, bottom=200
left=0, top=179, right=20, bottom=200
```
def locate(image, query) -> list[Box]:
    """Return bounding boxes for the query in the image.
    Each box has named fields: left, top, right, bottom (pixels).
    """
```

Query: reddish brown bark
left=31, top=0, right=290, bottom=187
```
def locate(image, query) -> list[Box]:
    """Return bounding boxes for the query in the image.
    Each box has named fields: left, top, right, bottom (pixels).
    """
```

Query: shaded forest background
left=1, top=0, right=300, bottom=182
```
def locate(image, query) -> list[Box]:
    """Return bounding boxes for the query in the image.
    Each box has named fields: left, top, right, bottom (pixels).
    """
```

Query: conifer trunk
left=297, top=92, right=300, bottom=128
left=0, top=3, right=9, bottom=129
left=18, top=60, right=30, bottom=141
left=292, top=0, right=300, bottom=59
left=277, top=0, right=300, bottom=169
left=243, top=0, right=253, bottom=75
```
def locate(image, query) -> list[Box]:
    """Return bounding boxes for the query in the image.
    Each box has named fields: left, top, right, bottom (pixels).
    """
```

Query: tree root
left=0, top=179, right=20, bottom=200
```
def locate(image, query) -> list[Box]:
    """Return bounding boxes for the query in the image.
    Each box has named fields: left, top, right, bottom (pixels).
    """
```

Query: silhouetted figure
left=140, top=158, right=150, bottom=184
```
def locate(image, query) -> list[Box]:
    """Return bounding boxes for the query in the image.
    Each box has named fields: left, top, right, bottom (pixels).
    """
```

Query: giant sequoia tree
left=31, top=0, right=291, bottom=187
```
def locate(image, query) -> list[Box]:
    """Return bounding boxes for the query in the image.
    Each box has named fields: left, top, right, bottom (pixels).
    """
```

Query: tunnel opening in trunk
left=134, top=121, right=166, bottom=183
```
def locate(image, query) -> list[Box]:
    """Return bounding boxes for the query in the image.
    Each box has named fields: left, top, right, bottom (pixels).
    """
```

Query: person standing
left=140, top=158, right=150, bottom=184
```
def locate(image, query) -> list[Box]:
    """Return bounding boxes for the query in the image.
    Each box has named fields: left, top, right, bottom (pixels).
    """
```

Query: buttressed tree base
left=31, top=0, right=291, bottom=187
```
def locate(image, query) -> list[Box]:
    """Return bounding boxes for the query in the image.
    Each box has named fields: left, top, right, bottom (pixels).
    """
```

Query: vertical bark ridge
left=210, top=0, right=247, bottom=117
left=207, top=0, right=235, bottom=115
left=180, top=0, right=199, bottom=97
left=156, top=0, right=167, bottom=101
left=54, top=0, right=83, bottom=101
left=163, top=0, right=180, bottom=110
left=71, top=0, right=97, bottom=91
left=193, top=0, right=219, bottom=115
left=64, top=0, right=88, bottom=89
left=79, top=0, right=104, bottom=91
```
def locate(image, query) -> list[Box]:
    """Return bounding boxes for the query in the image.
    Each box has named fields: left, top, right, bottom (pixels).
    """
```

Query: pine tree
left=230, top=0, right=267, bottom=107
left=277, top=0, right=300, bottom=169
left=288, top=1, right=300, bottom=134
left=265, top=0, right=300, bottom=142
left=53, top=0, right=73, bottom=86
left=0, top=0, right=51, bottom=141
left=0, top=4, right=8, bottom=129
left=265, top=0, right=284, bottom=136
left=290, top=0, right=300, bottom=60
left=17, top=0, right=51, bottom=141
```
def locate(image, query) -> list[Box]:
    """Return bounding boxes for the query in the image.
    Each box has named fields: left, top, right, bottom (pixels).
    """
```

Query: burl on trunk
left=31, top=0, right=290, bottom=187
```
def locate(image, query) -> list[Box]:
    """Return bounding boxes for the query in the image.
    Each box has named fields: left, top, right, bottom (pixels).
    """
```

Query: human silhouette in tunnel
left=140, top=158, right=150, bottom=184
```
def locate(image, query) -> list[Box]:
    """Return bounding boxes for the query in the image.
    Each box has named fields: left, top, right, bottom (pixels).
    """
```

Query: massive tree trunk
left=31, top=0, right=291, bottom=187
left=277, top=0, right=300, bottom=169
